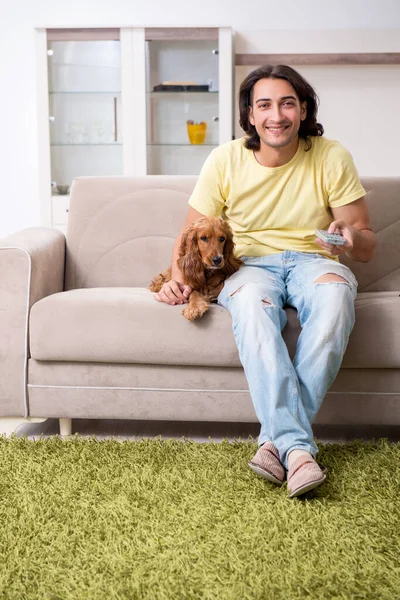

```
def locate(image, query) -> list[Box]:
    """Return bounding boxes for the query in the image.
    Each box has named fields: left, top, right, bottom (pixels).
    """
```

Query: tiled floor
left=1, top=417, right=400, bottom=444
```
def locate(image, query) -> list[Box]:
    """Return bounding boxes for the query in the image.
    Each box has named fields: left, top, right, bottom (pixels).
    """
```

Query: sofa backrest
left=340, top=177, right=400, bottom=292
left=65, top=176, right=197, bottom=290
left=65, top=175, right=400, bottom=293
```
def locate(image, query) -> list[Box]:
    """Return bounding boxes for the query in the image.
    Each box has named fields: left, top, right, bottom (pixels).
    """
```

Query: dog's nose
left=212, top=256, right=223, bottom=266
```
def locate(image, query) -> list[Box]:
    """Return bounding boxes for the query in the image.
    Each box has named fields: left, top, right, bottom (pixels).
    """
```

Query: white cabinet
left=52, top=194, right=70, bottom=232
left=37, top=27, right=233, bottom=229
left=144, top=29, right=233, bottom=175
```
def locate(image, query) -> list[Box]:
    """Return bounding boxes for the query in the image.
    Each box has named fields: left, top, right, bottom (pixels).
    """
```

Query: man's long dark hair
left=239, top=64, right=324, bottom=151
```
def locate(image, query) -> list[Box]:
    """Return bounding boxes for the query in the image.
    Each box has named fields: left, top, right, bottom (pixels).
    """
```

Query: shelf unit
left=36, top=26, right=233, bottom=229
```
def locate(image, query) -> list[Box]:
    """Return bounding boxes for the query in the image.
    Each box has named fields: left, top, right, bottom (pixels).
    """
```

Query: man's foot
left=287, top=452, right=326, bottom=498
left=248, top=442, right=285, bottom=485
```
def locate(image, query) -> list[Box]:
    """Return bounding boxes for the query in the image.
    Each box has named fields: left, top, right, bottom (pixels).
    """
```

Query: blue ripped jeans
left=217, top=251, right=357, bottom=469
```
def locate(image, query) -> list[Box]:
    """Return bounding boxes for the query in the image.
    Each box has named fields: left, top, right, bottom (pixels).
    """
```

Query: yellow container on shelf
left=187, top=121, right=207, bottom=144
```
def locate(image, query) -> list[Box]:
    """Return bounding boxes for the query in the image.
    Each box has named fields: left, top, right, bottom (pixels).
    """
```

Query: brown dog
left=149, top=216, right=242, bottom=320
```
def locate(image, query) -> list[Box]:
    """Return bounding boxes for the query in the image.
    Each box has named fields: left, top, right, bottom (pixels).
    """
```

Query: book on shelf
left=153, top=82, right=210, bottom=92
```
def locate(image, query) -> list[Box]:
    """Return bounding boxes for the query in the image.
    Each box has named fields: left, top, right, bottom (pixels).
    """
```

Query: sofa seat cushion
left=30, top=288, right=240, bottom=366
left=29, top=288, right=300, bottom=366
left=29, top=288, right=400, bottom=368
left=342, top=291, right=400, bottom=368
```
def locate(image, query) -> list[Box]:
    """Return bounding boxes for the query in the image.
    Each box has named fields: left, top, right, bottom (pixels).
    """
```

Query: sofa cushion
left=64, top=176, right=197, bottom=291
left=29, top=288, right=400, bottom=368
left=29, top=288, right=299, bottom=366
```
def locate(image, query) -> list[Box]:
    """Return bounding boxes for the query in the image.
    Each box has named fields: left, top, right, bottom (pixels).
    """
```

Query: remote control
left=315, top=229, right=347, bottom=246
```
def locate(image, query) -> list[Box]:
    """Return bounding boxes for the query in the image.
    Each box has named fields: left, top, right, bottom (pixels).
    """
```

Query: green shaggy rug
left=0, top=436, right=399, bottom=600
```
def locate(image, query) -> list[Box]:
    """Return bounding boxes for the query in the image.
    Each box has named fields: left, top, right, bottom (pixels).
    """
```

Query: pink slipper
left=248, top=442, right=285, bottom=485
left=287, top=455, right=326, bottom=498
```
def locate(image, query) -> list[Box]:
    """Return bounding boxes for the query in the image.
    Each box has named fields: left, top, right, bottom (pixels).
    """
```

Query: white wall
left=1, top=0, right=400, bottom=236
left=235, top=28, right=400, bottom=177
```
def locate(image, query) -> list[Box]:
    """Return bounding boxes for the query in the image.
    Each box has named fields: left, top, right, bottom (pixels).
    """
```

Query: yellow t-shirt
left=188, top=136, right=366, bottom=259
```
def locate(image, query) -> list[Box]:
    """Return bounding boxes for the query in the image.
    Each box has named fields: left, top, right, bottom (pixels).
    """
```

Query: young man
left=153, top=65, right=376, bottom=498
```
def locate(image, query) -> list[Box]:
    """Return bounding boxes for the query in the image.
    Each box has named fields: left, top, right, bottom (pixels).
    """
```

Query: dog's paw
left=182, top=304, right=208, bottom=321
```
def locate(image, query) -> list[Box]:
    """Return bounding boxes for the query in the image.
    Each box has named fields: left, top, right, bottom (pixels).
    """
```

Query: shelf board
left=235, top=52, right=400, bottom=66
left=49, top=91, right=121, bottom=94
left=148, top=90, right=218, bottom=95
left=50, top=143, right=122, bottom=147
left=147, top=143, right=217, bottom=147
left=51, top=143, right=215, bottom=147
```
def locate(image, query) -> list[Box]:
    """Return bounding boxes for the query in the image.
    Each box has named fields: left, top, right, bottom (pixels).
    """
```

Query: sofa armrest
left=0, top=227, right=65, bottom=417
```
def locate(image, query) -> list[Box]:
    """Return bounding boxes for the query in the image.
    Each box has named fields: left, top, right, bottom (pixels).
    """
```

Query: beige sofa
left=1, top=175, right=400, bottom=436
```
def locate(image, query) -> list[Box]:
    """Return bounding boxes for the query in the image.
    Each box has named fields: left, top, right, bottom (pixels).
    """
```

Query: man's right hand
left=153, top=281, right=192, bottom=305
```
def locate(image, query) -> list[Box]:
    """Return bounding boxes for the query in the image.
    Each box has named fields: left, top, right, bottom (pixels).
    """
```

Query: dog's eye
left=219, top=236, right=226, bottom=242
left=200, top=235, right=208, bottom=242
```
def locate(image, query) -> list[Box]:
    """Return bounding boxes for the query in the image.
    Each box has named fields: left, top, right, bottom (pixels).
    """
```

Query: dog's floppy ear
left=177, top=224, right=206, bottom=289
left=222, top=221, right=243, bottom=277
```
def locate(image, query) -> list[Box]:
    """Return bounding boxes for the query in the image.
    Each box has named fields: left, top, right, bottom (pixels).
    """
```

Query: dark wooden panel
left=145, top=28, right=219, bottom=41
left=235, top=53, right=400, bottom=66
left=47, top=29, right=120, bottom=41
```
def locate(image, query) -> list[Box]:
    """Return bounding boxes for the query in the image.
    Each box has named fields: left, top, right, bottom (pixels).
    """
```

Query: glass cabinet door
left=47, top=39, right=122, bottom=196
left=145, top=34, right=221, bottom=175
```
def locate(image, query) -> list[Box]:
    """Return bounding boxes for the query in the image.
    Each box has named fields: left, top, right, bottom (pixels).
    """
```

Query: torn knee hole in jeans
left=314, top=273, right=349, bottom=285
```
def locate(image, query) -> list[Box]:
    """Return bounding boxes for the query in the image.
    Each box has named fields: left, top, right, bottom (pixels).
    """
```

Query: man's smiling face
left=248, top=77, right=307, bottom=150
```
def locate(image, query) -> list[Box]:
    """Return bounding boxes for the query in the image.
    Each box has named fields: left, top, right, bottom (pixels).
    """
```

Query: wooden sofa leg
left=59, top=418, right=72, bottom=436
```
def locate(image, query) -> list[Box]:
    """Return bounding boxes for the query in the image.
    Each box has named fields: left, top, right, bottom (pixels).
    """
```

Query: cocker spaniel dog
left=150, top=216, right=242, bottom=320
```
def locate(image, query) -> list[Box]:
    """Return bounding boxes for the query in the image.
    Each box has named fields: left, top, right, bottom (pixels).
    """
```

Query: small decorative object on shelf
left=154, top=81, right=209, bottom=92
left=186, top=120, right=207, bottom=144
left=56, top=184, right=70, bottom=195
